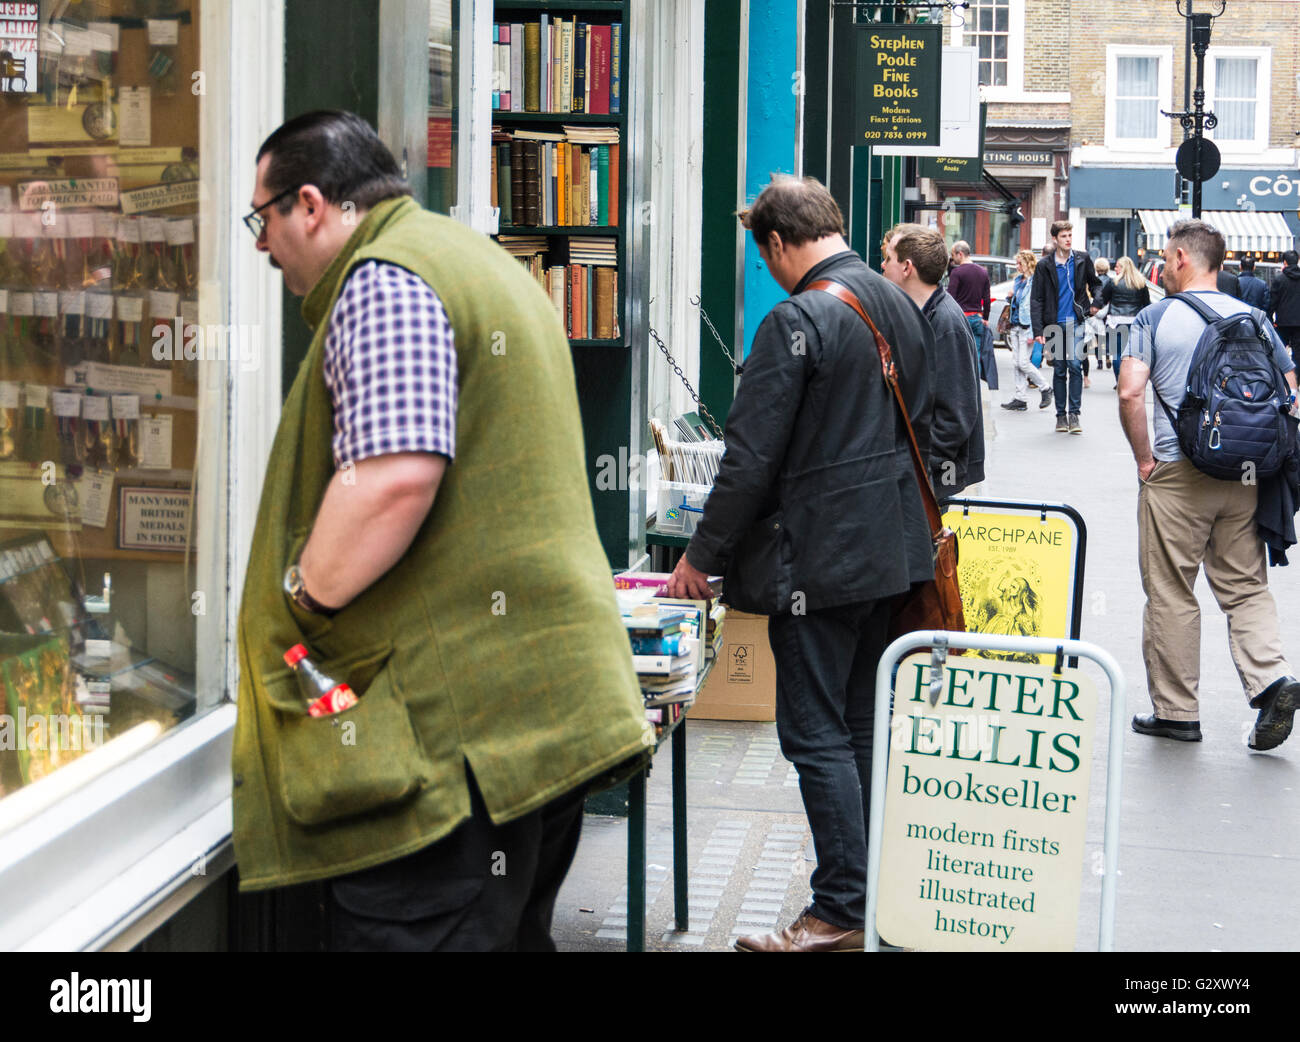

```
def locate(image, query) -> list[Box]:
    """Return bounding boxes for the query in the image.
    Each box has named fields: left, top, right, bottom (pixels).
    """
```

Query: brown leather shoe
left=734, top=908, right=864, bottom=952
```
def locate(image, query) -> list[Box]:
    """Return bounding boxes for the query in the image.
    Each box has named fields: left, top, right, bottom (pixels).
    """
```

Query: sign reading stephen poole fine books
left=855, top=24, right=942, bottom=147
left=118, top=486, right=193, bottom=551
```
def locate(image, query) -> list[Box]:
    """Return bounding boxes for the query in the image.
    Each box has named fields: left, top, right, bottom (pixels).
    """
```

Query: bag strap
left=805, top=279, right=944, bottom=539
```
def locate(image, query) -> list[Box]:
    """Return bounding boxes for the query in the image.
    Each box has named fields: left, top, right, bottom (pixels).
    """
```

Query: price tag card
left=116, top=296, right=144, bottom=322
left=25, top=384, right=50, bottom=409
left=81, top=395, right=110, bottom=422
left=87, top=21, right=120, bottom=52
left=45, top=214, right=70, bottom=238
left=0, top=381, right=19, bottom=409
left=59, top=290, right=86, bottom=315
left=147, top=18, right=180, bottom=46
left=78, top=471, right=114, bottom=529
left=67, top=213, right=95, bottom=239
left=110, top=394, right=140, bottom=420
left=9, top=292, right=35, bottom=317
left=0, top=289, right=8, bottom=313
left=116, top=217, right=142, bottom=243
left=164, top=218, right=194, bottom=245
left=0, top=213, right=12, bottom=238
left=119, top=87, right=151, bottom=148
left=62, top=25, right=93, bottom=57
left=52, top=391, right=83, bottom=418
left=93, top=212, right=119, bottom=239
left=85, top=293, right=114, bottom=320
left=139, top=217, right=166, bottom=242
left=140, top=414, right=173, bottom=469
left=149, top=290, right=179, bottom=318
left=14, top=213, right=43, bottom=238
left=34, top=292, right=58, bottom=318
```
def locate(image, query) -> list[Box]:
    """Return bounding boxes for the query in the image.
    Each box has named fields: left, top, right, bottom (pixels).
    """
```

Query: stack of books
left=492, top=18, right=622, bottom=115
left=623, top=605, right=699, bottom=716
left=491, top=127, right=620, bottom=229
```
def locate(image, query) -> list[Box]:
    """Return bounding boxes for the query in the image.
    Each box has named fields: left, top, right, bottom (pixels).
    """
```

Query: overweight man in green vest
left=232, top=110, right=650, bottom=951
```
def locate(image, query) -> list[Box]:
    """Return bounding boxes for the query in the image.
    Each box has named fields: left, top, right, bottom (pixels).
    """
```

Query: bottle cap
left=283, top=643, right=309, bottom=667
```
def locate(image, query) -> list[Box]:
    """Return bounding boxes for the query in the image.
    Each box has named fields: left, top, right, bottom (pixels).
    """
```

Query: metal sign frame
left=867, top=631, right=1126, bottom=952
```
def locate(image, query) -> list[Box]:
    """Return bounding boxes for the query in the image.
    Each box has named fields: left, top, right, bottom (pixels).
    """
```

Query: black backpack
left=1153, top=293, right=1298, bottom=481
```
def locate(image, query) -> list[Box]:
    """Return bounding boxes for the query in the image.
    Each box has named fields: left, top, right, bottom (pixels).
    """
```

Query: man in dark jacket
left=667, top=175, right=934, bottom=952
left=1237, top=256, right=1270, bottom=311
left=883, top=222, right=985, bottom=497
left=1271, top=250, right=1300, bottom=368
left=1031, top=221, right=1102, bottom=434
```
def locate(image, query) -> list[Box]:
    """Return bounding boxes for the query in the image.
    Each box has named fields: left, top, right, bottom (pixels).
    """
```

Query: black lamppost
left=1162, top=1, right=1227, bottom=219
left=1162, top=2, right=1226, bottom=218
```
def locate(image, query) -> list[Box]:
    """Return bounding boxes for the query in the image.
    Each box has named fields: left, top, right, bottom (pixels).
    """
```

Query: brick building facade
left=1068, top=0, right=1299, bottom=263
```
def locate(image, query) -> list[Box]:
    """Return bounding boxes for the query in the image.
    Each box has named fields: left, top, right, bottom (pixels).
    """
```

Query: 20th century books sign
left=877, top=653, right=1098, bottom=951
left=854, top=24, right=943, bottom=147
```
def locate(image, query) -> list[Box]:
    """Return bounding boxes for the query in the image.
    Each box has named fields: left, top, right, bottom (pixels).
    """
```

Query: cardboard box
left=691, top=610, right=776, bottom=721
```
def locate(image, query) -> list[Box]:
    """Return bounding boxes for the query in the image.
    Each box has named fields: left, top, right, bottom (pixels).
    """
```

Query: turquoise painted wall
left=742, top=0, right=799, bottom=359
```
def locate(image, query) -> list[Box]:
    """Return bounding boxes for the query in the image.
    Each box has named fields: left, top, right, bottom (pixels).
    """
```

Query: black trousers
left=328, top=772, right=586, bottom=951
left=768, top=598, right=892, bottom=930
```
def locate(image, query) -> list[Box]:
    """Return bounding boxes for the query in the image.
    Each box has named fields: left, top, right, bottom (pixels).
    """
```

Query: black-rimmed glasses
left=242, top=184, right=301, bottom=240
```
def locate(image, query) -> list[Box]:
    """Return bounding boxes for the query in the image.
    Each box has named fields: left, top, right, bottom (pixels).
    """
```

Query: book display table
left=624, top=657, right=713, bottom=952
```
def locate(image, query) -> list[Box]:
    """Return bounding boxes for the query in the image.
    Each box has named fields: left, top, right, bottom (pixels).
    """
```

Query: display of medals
left=0, top=380, right=17, bottom=460
left=115, top=294, right=145, bottom=367
left=21, top=384, right=49, bottom=464
left=80, top=393, right=111, bottom=470
left=110, top=394, right=140, bottom=469
left=51, top=389, right=83, bottom=466
left=58, top=288, right=87, bottom=366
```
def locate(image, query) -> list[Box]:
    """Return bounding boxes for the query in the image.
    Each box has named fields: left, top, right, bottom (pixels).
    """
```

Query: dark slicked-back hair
left=257, top=110, right=411, bottom=214
left=1166, top=219, right=1226, bottom=273
left=737, top=174, right=845, bottom=248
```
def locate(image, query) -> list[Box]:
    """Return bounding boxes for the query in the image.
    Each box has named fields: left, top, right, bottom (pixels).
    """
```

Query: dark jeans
left=768, top=598, right=893, bottom=930
left=966, top=315, right=999, bottom=391
left=328, top=770, right=586, bottom=951
left=1050, top=322, right=1084, bottom=416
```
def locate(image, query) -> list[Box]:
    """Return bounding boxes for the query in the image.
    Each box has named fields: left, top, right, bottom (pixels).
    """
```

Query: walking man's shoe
left=1039, top=388, right=1053, bottom=409
left=734, top=908, right=865, bottom=952
left=1001, top=399, right=1028, bottom=411
left=1132, top=713, right=1202, bottom=742
left=1248, top=677, right=1300, bottom=751
left=1055, top=415, right=1069, bottom=433
left=1069, top=413, right=1082, bottom=434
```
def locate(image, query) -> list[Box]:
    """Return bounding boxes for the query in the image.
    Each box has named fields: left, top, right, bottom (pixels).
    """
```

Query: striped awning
left=1137, top=209, right=1296, bottom=253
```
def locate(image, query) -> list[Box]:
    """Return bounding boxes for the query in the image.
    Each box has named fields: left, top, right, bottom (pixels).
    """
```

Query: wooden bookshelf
left=491, top=1, right=629, bottom=347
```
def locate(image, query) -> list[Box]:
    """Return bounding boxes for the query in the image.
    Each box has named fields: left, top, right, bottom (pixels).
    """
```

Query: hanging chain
left=691, top=294, right=739, bottom=371
left=647, top=323, right=726, bottom=440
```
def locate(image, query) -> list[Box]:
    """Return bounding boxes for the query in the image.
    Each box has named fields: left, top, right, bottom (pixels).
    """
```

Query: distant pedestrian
left=1117, top=219, right=1300, bottom=749
left=1237, top=256, right=1270, bottom=312
left=882, top=223, right=985, bottom=497
left=1083, top=257, right=1113, bottom=384
left=1270, top=250, right=1300, bottom=368
left=1217, top=266, right=1242, bottom=299
left=999, top=249, right=1052, bottom=412
left=1031, top=221, right=1101, bottom=435
left=1094, top=256, right=1150, bottom=384
left=946, top=240, right=998, bottom=391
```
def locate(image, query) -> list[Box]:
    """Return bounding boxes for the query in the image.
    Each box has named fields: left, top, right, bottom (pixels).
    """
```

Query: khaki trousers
left=1138, top=458, right=1290, bottom=720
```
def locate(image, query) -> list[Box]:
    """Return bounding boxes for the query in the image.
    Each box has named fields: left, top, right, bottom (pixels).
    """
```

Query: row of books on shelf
left=499, top=235, right=619, bottom=340
left=492, top=127, right=620, bottom=228
left=493, top=18, right=621, bottom=115
left=615, top=574, right=726, bottom=723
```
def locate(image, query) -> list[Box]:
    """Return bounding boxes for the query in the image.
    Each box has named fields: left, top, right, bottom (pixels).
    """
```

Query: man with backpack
left=1118, top=219, right=1300, bottom=751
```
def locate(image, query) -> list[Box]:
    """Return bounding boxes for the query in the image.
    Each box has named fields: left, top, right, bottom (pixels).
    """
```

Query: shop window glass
left=427, top=1, right=457, bottom=214
left=1115, top=56, right=1159, bottom=140
left=1212, top=57, right=1256, bottom=142
left=0, top=1, right=223, bottom=818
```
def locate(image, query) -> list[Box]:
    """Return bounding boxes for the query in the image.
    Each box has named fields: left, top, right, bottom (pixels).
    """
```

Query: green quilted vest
left=231, top=197, right=650, bottom=891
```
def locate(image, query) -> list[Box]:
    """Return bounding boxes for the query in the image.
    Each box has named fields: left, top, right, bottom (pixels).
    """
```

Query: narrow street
left=556, top=349, right=1300, bottom=952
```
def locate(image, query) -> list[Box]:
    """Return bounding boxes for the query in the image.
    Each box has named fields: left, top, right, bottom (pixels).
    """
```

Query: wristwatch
left=283, top=563, right=339, bottom=617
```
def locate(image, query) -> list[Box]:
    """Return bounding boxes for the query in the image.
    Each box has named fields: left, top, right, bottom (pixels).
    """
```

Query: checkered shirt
left=322, top=260, right=458, bottom=469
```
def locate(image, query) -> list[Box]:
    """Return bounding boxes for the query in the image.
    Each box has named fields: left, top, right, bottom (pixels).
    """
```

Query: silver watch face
left=284, top=564, right=301, bottom=597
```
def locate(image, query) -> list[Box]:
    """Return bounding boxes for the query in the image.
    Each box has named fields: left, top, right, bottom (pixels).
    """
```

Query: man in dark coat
left=1271, top=250, right=1300, bottom=368
left=1031, top=221, right=1102, bottom=434
left=883, top=222, right=985, bottom=498
left=667, top=175, right=934, bottom=952
left=1237, top=256, right=1270, bottom=311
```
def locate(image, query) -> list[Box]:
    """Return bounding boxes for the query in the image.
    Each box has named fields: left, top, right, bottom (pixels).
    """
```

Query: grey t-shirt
left=1124, top=290, right=1294, bottom=461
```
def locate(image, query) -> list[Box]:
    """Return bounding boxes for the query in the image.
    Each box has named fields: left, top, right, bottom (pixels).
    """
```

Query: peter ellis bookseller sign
left=855, top=25, right=942, bottom=147
left=877, top=654, right=1098, bottom=951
